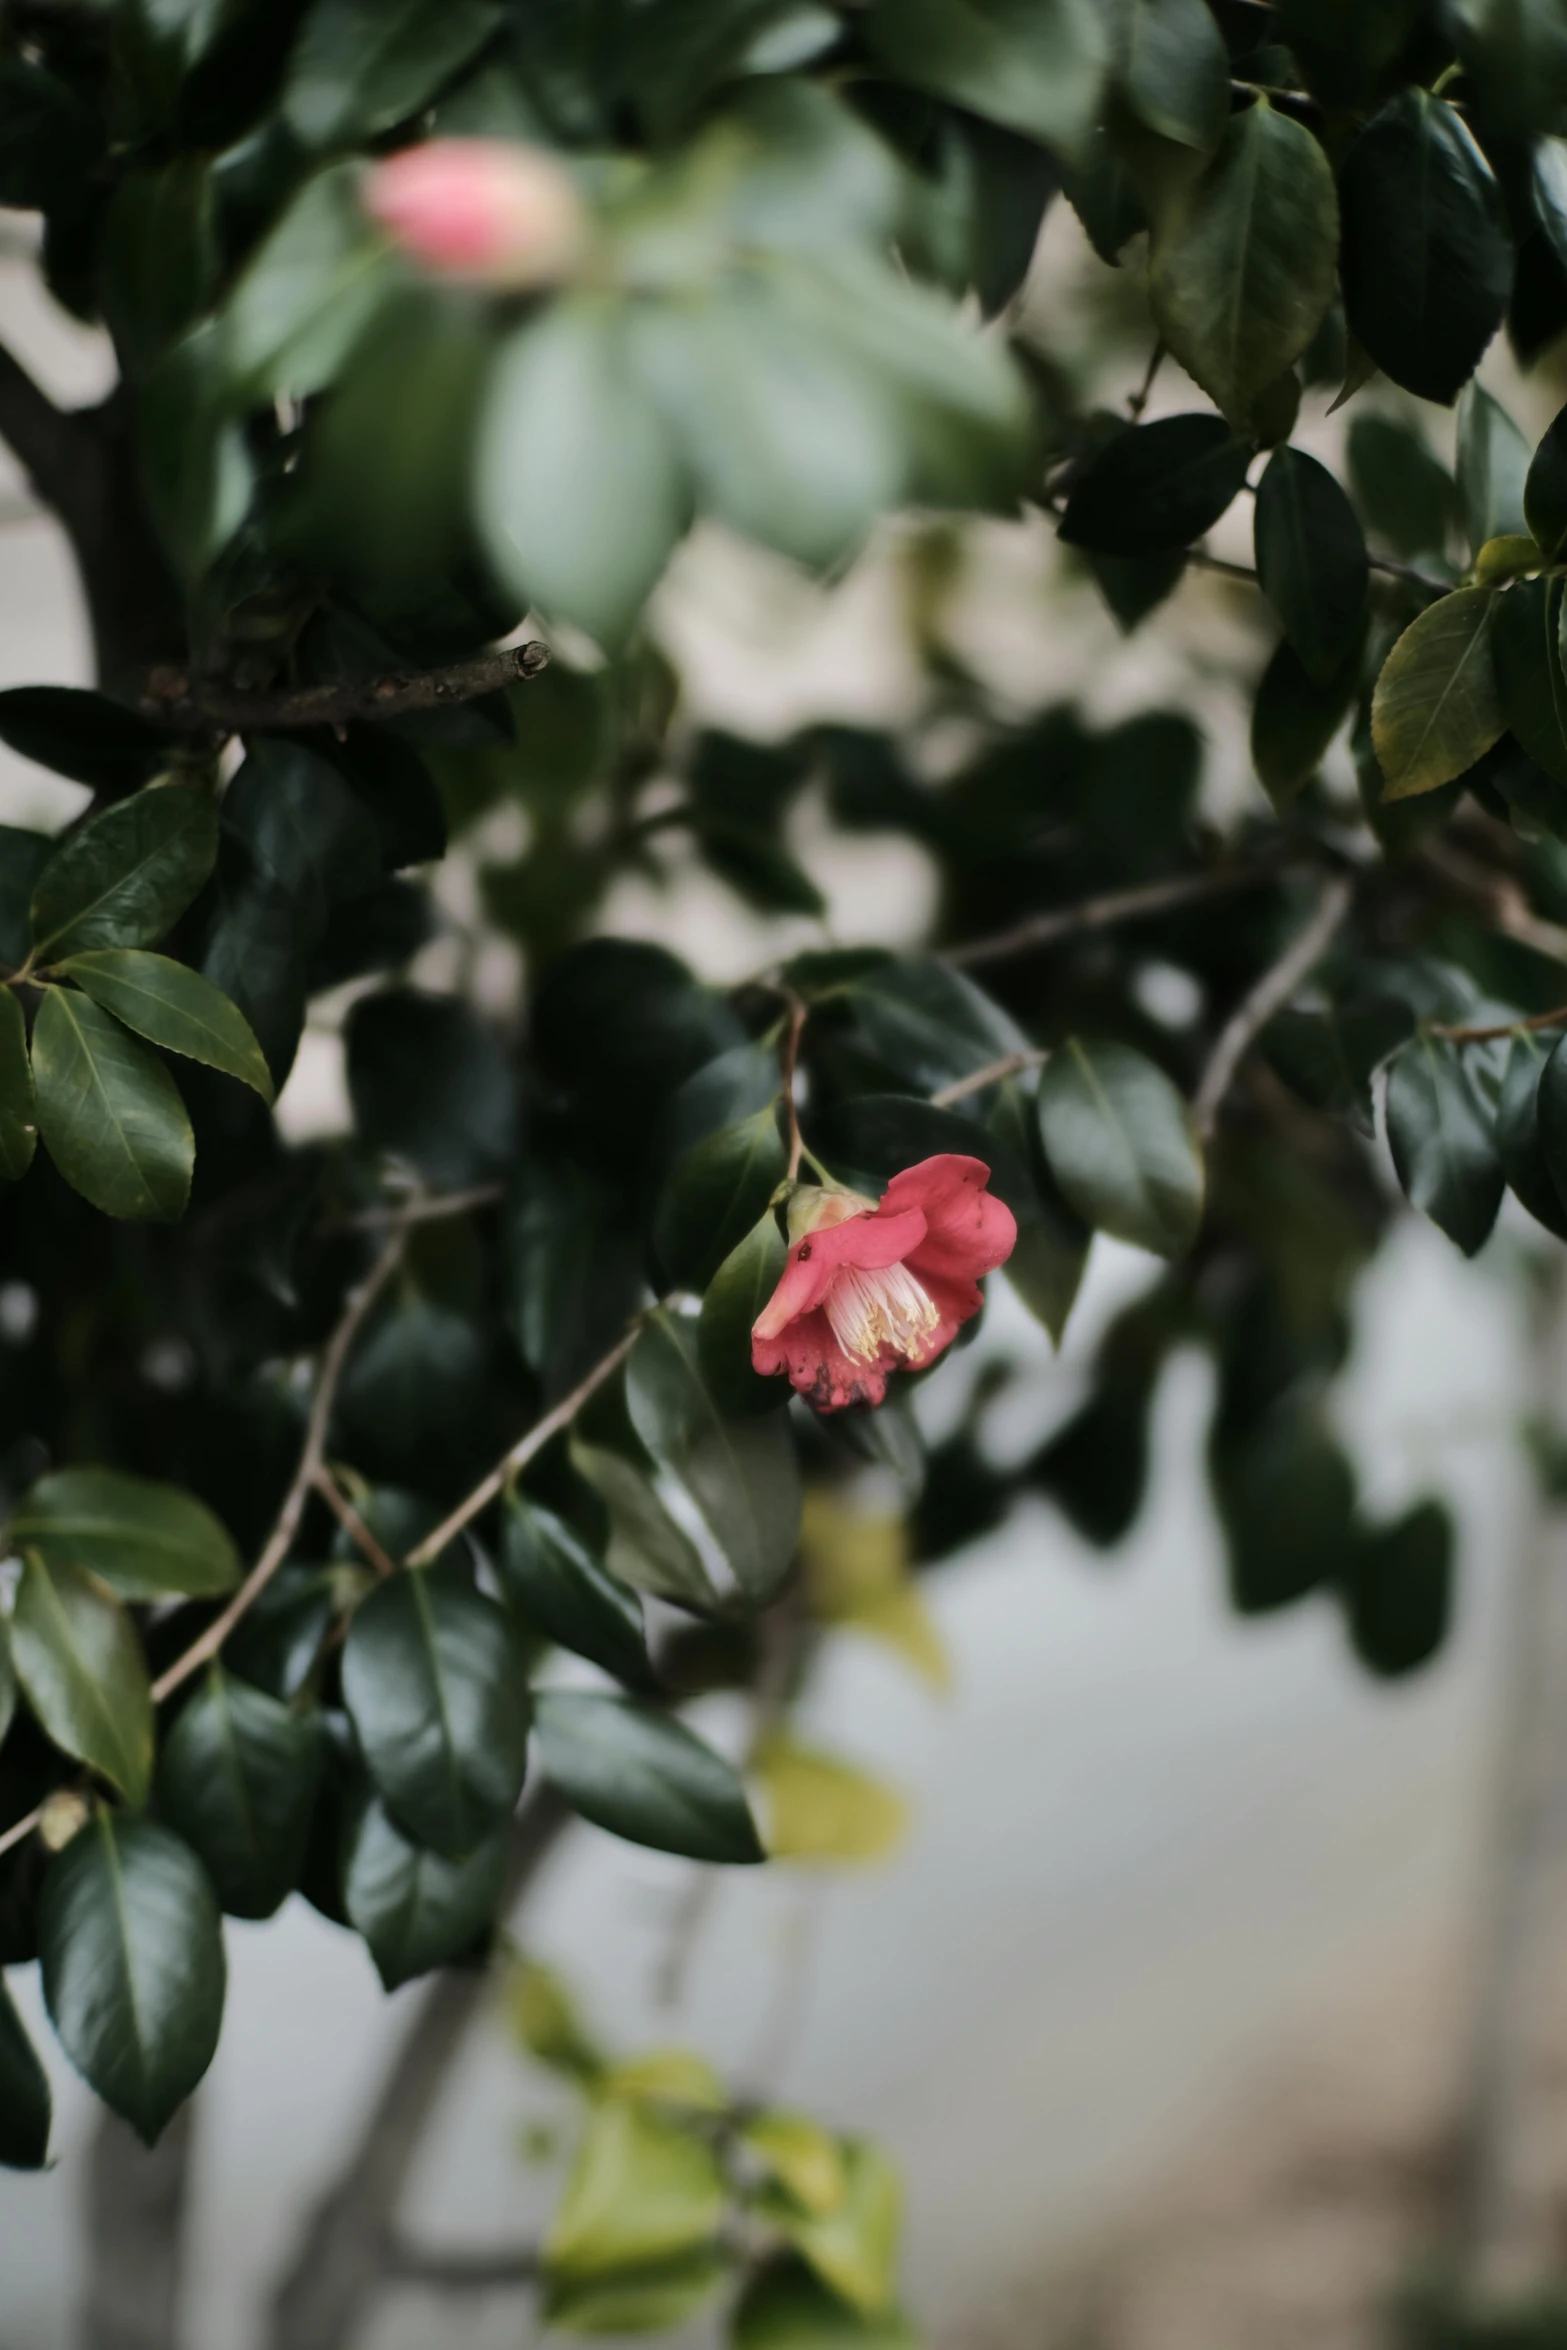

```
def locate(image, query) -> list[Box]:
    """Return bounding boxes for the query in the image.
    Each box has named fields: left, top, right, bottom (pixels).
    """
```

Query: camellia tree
left=5, top=0, right=1567, bottom=2341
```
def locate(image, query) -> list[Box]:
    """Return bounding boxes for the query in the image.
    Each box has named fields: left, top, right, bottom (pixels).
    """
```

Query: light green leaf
left=32, top=988, right=193, bottom=1223
left=1150, top=99, right=1339, bottom=428
left=755, top=2141, right=902, bottom=2315
left=57, top=950, right=273, bottom=1101
left=1371, top=586, right=1503, bottom=799
left=741, top=2113, right=848, bottom=2217
left=734, top=2259, right=917, bottom=2350
left=29, top=785, right=217, bottom=960
left=11, top=1466, right=240, bottom=1601
left=547, top=2095, right=727, bottom=2277
left=11, top=1554, right=154, bottom=1806
left=544, top=2248, right=728, bottom=2335
left=1037, top=1038, right=1204, bottom=1259
left=754, top=1737, right=907, bottom=1865
left=0, top=987, right=34, bottom=1182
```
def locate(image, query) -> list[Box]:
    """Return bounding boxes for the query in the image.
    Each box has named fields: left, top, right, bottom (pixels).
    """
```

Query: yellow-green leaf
left=601, top=2048, right=726, bottom=2112
left=742, top=2112, right=849, bottom=2217
left=509, top=1956, right=605, bottom=2082
left=754, top=2140, right=902, bottom=2315
left=1372, top=587, right=1504, bottom=799
left=754, top=1738, right=907, bottom=1865
left=547, top=2099, right=726, bottom=2278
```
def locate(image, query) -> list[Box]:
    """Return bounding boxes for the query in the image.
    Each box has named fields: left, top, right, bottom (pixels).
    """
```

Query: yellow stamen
left=824, top=1261, right=941, bottom=1365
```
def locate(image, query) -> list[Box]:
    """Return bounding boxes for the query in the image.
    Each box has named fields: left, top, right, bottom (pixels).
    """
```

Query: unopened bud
left=39, top=1788, right=90, bottom=1853
left=364, top=139, right=590, bottom=290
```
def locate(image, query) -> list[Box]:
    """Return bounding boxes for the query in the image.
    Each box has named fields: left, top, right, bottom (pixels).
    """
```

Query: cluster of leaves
left=503, top=1958, right=912, bottom=2342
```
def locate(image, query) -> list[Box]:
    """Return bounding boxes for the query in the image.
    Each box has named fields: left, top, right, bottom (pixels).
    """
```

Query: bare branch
left=312, top=1467, right=399, bottom=1579
left=0, top=337, right=89, bottom=521
left=141, top=641, right=551, bottom=739
left=948, top=850, right=1310, bottom=970
left=381, top=2240, right=541, bottom=2292
left=1193, top=872, right=1356, bottom=1139
left=338, top=1184, right=503, bottom=1232
left=0, top=1799, right=43, bottom=1864
left=1419, top=836, right=1567, bottom=970
left=930, top=1048, right=1049, bottom=1107
left=1432, top=1005, right=1567, bottom=1045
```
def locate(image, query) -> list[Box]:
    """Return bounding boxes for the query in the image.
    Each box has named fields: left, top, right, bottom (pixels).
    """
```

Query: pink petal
left=752, top=1307, right=896, bottom=1413
left=751, top=1204, right=927, bottom=1340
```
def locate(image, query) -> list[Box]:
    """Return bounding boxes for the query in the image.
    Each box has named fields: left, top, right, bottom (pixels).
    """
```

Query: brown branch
left=1433, top=1005, right=1567, bottom=1045
left=404, top=1317, right=652, bottom=1569
left=312, top=1468, right=399, bottom=1580
left=948, top=849, right=1311, bottom=970
left=1193, top=872, right=1357, bottom=1139
left=141, top=641, right=551, bottom=739
left=931, top=1048, right=1049, bottom=1108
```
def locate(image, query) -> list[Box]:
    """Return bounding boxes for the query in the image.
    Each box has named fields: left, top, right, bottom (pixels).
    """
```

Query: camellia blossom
left=752, top=1155, right=1016, bottom=1413
left=364, top=140, right=590, bottom=290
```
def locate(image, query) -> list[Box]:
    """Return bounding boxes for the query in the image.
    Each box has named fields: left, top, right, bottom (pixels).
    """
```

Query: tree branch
left=930, top=1049, right=1048, bottom=1108
left=1192, top=872, right=1356, bottom=1139
left=142, top=642, right=551, bottom=738
left=1433, top=1004, right=1567, bottom=1045
left=312, top=1467, right=399, bottom=1579
left=1418, top=837, right=1567, bottom=970
left=947, top=849, right=1311, bottom=970
left=381, top=2240, right=541, bottom=2292
left=0, top=337, right=89, bottom=523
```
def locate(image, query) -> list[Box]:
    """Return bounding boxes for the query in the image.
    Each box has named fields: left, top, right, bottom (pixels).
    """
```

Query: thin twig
left=141, top=642, right=550, bottom=739
left=0, top=1800, right=41, bottom=1862
left=1193, top=873, right=1357, bottom=1139
left=404, top=1321, right=649, bottom=1569
left=931, top=1049, right=1049, bottom=1107
left=381, top=2239, right=541, bottom=2292
left=1127, top=339, right=1166, bottom=421
left=1433, top=1005, right=1567, bottom=1045
left=780, top=993, right=807, bottom=1182
left=1419, top=837, right=1567, bottom=970
left=948, top=850, right=1310, bottom=970
left=313, top=1468, right=399, bottom=1579
left=338, top=1184, right=503, bottom=1232
left=151, top=1228, right=408, bottom=1704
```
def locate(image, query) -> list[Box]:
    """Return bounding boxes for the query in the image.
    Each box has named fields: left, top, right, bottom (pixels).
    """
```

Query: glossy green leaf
left=1058, top=415, right=1251, bottom=558
left=1532, top=1029, right=1567, bottom=1219
left=11, top=1467, right=240, bottom=1602
left=1384, top=1035, right=1503, bottom=1255
left=1343, top=1500, right=1453, bottom=1678
left=283, top=0, right=502, bottom=151
left=56, top=950, right=273, bottom=1101
left=1526, top=398, right=1567, bottom=561
left=1339, top=92, right=1511, bottom=406
left=839, top=958, right=1027, bottom=1093
left=1037, top=1038, right=1203, bottom=1259
left=341, top=1794, right=508, bottom=1989
left=754, top=2140, right=901, bottom=2315
left=0, top=689, right=166, bottom=794
left=1347, top=415, right=1457, bottom=559
left=733, top=2259, right=917, bottom=2350
left=32, top=988, right=193, bottom=1223
left=988, top=1079, right=1089, bottom=1345
left=156, top=1668, right=322, bottom=1920
left=547, top=2095, right=727, bottom=2276
left=29, top=787, right=217, bottom=960
left=0, top=1976, right=49, bottom=2171
left=221, top=161, right=397, bottom=402
left=627, top=1310, right=801, bottom=1605
left=341, top=1564, right=530, bottom=1859
left=533, top=1691, right=764, bottom=1863
left=1371, top=588, right=1503, bottom=800
left=39, top=1809, right=225, bottom=2145
left=1149, top=100, right=1339, bottom=427
left=699, top=1210, right=790, bottom=1415
left=1271, top=0, right=1421, bottom=112
left=655, top=1106, right=786, bottom=1293
left=499, top=1496, right=654, bottom=1692
left=1253, top=447, right=1368, bottom=683
left=1251, top=635, right=1359, bottom=807
left=478, top=296, right=688, bottom=650
left=0, top=988, right=34, bottom=1183
left=11, top=1554, right=153, bottom=1805
left=1457, top=383, right=1531, bottom=556
left=860, top=0, right=1109, bottom=156
left=346, top=987, right=519, bottom=1186
left=570, top=1435, right=720, bottom=1611
left=545, top=2248, right=728, bottom=2335
left=1262, top=999, right=1413, bottom=1138
left=1116, top=0, right=1228, bottom=151
left=1510, top=1030, right=1567, bottom=1237
left=1492, top=578, right=1567, bottom=787
left=0, top=827, right=52, bottom=971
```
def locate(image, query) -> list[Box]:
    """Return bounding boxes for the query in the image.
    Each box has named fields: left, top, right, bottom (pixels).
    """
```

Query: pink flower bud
left=364, top=140, right=589, bottom=290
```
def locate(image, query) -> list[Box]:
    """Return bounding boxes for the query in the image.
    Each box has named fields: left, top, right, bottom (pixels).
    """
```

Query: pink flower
left=752, top=1155, right=1016, bottom=1413
left=364, top=140, right=589, bottom=289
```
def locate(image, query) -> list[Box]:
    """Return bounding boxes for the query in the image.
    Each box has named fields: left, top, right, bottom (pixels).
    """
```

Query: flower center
left=824, top=1260, right=941, bottom=1365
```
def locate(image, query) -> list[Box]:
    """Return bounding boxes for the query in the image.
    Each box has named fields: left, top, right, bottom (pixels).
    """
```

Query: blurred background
left=1, top=197, right=1565, bottom=2350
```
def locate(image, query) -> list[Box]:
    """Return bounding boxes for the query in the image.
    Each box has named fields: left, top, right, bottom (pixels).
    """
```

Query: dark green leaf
left=1251, top=634, right=1359, bottom=808
left=1086, top=548, right=1186, bottom=632
left=1526, top=397, right=1567, bottom=561
left=220, top=161, right=397, bottom=401
left=1116, top=0, right=1229, bottom=152
left=283, top=0, right=502, bottom=151
left=1372, top=589, right=1503, bottom=800
left=499, top=1496, right=654, bottom=1692
left=157, top=1667, right=322, bottom=1919
left=1343, top=1500, right=1452, bottom=1678
left=224, top=1566, right=337, bottom=1704
left=0, top=1620, right=12, bottom=1750
left=533, top=1690, right=764, bottom=1863
left=12, top=1467, right=240, bottom=1602
left=839, top=958, right=1027, bottom=1092
left=1346, top=415, right=1456, bottom=558
left=1457, top=383, right=1531, bottom=555
left=1492, top=578, right=1567, bottom=787
left=346, top=988, right=519, bottom=1186
left=570, top=1430, right=721, bottom=1611
left=40, top=1809, right=225, bottom=2145
left=1384, top=1035, right=1503, bottom=1255
left=341, top=1793, right=508, bottom=1989
left=221, top=736, right=381, bottom=942
left=988, top=1079, right=1089, bottom=1345
left=1037, top=1038, right=1203, bottom=1259
left=627, top=1310, right=802, bottom=1605
left=11, top=1554, right=153, bottom=1805
left=509, top=1147, right=646, bottom=1406
left=1339, top=92, right=1511, bottom=406
left=0, top=689, right=166, bottom=795
left=1272, top=0, right=1421, bottom=112
left=1262, top=999, right=1413, bottom=1137
left=30, top=787, right=218, bottom=960
left=0, top=988, right=34, bottom=1183
left=1253, top=447, right=1368, bottom=683
left=733, top=2258, right=916, bottom=2350
left=1031, top=1378, right=1153, bottom=1547
left=479, top=296, right=688, bottom=650
left=532, top=941, right=744, bottom=1163
left=1059, top=416, right=1251, bottom=558
left=0, top=57, right=100, bottom=213
left=0, top=1977, right=50, bottom=2171
left=341, top=1565, right=530, bottom=1858
left=57, top=950, right=274, bottom=1102
left=200, top=872, right=307, bottom=1091
left=1532, top=1029, right=1567, bottom=1223
left=1150, top=99, right=1339, bottom=427
left=0, top=827, right=52, bottom=970
left=655, top=1106, right=786, bottom=1292
left=1213, top=1409, right=1356, bottom=1614
left=860, top=0, right=1109, bottom=154
left=699, top=1210, right=790, bottom=1416
left=32, top=988, right=193, bottom=1223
